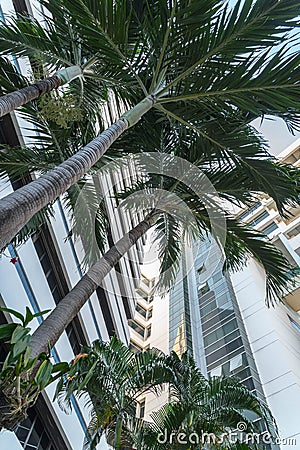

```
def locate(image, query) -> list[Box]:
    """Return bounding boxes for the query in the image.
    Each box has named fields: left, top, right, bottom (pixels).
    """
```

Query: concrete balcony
left=284, top=286, right=300, bottom=315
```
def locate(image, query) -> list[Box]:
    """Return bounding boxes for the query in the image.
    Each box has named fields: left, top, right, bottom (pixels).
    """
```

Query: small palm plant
left=0, top=307, right=68, bottom=430
left=55, top=337, right=175, bottom=449
left=57, top=341, right=277, bottom=450
left=137, top=352, right=277, bottom=450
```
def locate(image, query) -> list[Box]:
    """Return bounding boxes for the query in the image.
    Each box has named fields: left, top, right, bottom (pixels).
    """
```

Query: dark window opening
left=97, top=286, right=115, bottom=338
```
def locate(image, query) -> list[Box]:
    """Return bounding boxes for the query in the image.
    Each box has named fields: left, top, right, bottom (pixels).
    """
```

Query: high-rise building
left=129, top=274, right=169, bottom=421
left=169, top=139, right=300, bottom=449
left=0, top=1, right=144, bottom=449
left=230, top=139, right=300, bottom=448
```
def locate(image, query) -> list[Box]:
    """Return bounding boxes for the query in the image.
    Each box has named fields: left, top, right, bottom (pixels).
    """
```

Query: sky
left=140, top=117, right=300, bottom=280
left=252, top=117, right=300, bottom=156
left=1, top=1, right=300, bottom=449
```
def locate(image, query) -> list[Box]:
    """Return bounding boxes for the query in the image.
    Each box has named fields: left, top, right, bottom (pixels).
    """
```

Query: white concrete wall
left=142, top=292, right=170, bottom=421
left=231, top=259, right=300, bottom=448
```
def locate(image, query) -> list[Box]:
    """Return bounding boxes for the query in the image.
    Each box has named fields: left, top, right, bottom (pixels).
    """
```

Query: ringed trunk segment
left=0, top=119, right=128, bottom=250
left=0, top=66, right=82, bottom=118
left=29, top=215, right=156, bottom=358
left=0, top=96, right=155, bottom=250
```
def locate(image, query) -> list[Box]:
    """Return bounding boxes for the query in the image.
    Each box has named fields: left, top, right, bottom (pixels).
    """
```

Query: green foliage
left=137, top=351, right=277, bottom=449
left=55, top=337, right=173, bottom=449
left=113, top=117, right=300, bottom=303
left=56, top=338, right=277, bottom=449
left=0, top=0, right=299, bottom=287
left=0, top=62, right=113, bottom=253
left=38, top=92, right=83, bottom=128
left=0, top=307, right=68, bottom=430
left=1, top=0, right=300, bottom=134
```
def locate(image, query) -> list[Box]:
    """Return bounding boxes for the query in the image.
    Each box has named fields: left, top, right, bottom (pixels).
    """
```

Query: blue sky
left=253, top=117, right=300, bottom=156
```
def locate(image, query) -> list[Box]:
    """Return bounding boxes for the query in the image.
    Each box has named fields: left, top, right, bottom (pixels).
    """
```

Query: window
left=243, top=378, right=255, bottom=391
left=197, top=264, right=206, bottom=276
left=294, top=247, right=300, bottom=257
left=206, top=338, right=243, bottom=365
left=288, top=315, right=300, bottom=333
left=200, top=300, right=217, bottom=318
left=129, top=342, right=142, bottom=353
left=15, top=413, right=53, bottom=450
left=147, top=308, right=153, bottom=320
left=205, top=329, right=240, bottom=355
left=202, top=309, right=235, bottom=333
left=229, top=354, right=244, bottom=372
left=217, top=292, right=231, bottom=308
left=239, top=202, right=262, bottom=221
left=136, top=303, right=147, bottom=319
left=212, top=271, right=223, bottom=284
left=210, top=366, right=222, bottom=377
left=145, top=325, right=152, bottom=339
left=136, top=288, right=152, bottom=303
left=203, top=319, right=238, bottom=347
left=249, top=211, right=269, bottom=227
left=198, top=282, right=210, bottom=296
left=142, top=277, right=150, bottom=287
left=137, top=399, right=146, bottom=419
left=130, top=320, right=145, bottom=338
left=261, top=222, right=278, bottom=235
left=285, top=224, right=300, bottom=239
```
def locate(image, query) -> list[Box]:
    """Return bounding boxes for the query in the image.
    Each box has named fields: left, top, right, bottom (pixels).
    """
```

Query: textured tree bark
left=0, top=65, right=82, bottom=118
left=0, top=119, right=128, bottom=249
left=0, top=96, right=154, bottom=250
left=0, top=76, right=61, bottom=118
left=29, top=214, right=156, bottom=358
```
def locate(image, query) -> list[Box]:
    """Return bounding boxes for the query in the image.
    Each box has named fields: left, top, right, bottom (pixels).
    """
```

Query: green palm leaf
left=112, top=115, right=300, bottom=302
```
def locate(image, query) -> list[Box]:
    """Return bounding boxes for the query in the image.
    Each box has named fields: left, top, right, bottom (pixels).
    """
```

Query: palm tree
left=56, top=341, right=277, bottom=450
left=26, top=159, right=298, bottom=359
left=0, top=71, right=114, bottom=253
left=0, top=117, right=299, bottom=432
left=137, top=352, right=277, bottom=450
left=1, top=109, right=299, bottom=358
left=0, top=0, right=300, bottom=248
left=27, top=211, right=156, bottom=358
left=55, top=337, right=175, bottom=450
left=0, top=64, right=82, bottom=118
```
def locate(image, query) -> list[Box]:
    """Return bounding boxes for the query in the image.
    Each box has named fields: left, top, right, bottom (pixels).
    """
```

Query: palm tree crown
left=57, top=339, right=277, bottom=449
left=0, top=0, right=299, bottom=245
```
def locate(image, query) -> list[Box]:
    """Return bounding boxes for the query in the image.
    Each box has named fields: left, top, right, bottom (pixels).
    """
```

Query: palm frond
left=156, top=0, right=300, bottom=95
left=0, top=14, right=73, bottom=68
left=0, top=57, right=28, bottom=93
left=153, top=215, right=184, bottom=294
left=138, top=348, right=277, bottom=449
left=223, top=218, right=298, bottom=306
left=11, top=204, right=55, bottom=247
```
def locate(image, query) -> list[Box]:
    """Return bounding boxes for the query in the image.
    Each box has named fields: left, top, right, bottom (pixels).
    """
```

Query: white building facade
left=169, top=139, right=300, bottom=449
left=129, top=274, right=169, bottom=421
left=0, top=1, right=144, bottom=449
left=231, top=139, right=300, bottom=449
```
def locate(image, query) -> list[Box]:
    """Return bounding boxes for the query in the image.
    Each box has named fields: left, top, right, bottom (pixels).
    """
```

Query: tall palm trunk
left=114, top=414, right=123, bottom=450
left=29, top=214, right=156, bottom=358
left=0, top=66, right=82, bottom=118
left=0, top=97, right=154, bottom=250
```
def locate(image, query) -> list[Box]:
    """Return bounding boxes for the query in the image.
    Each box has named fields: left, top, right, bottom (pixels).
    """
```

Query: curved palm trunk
left=0, top=97, right=154, bottom=250
left=0, top=66, right=82, bottom=118
left=114, top=414, right=123, bottom=450
left=29, top=214, right=156, bottom=358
